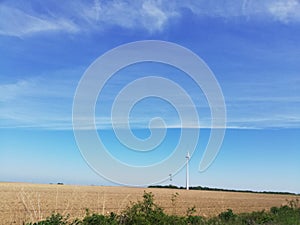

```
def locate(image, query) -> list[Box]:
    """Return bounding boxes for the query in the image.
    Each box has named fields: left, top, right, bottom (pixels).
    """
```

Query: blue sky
left=0, top=0, right=300, bottom=193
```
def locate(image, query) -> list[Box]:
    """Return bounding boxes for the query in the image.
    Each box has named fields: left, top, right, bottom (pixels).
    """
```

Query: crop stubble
left=0, top=182, right=297, bottom=225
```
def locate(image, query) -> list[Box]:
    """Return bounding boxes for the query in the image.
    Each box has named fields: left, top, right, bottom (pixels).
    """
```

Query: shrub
left=80, top=213, right=118, bottom=225
left=218, top=209, right=236, bottom=222
left=245, top=210, right=274, bottom=224
left=27, top=213, right=68, bottom=225
left=120, top=191, right=166, bottom=225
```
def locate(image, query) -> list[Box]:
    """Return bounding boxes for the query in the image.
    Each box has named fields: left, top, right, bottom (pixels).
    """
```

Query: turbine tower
left=186, top=151, right=190, bottom=190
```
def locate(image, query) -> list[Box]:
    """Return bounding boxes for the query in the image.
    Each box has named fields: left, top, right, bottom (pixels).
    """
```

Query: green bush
left=218, top=209, right=236, bottom=222
left=79, top=213, right=118, bottom=225
left=26, top=213, right=69, bottom=225
left=120, top=191, right=167, bottom=225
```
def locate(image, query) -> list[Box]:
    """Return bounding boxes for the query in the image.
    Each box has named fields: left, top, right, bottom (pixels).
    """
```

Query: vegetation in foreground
left=26, top=192, right=300, bottom=225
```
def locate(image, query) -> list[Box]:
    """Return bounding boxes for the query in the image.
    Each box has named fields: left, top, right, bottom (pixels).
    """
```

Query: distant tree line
left=148, top=185, right=299, bottom=196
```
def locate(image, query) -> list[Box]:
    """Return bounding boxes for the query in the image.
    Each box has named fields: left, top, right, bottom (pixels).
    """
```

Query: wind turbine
left=186, top=151, right=190, bottom=190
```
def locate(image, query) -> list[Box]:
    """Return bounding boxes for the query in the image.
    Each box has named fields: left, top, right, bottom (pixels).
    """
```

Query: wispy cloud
left=0, top=73, right=77, bottom=102
left=1, top=70, right=300, bottom=130
left=0, top=80, right=32, bottom=102
left=0, top=0, right=177, bottom=37
left=185, top=0, right=300, bottom=23
left=267, top=0, right=300, bottom=23
left=85, top=0, right=177, bottom=32
left=0, top=69, right=81, bottom=129
left=227, top=114, right=300, bottom=129
left=0, top=1, right=299, bottom=130
left=1, top=0, right=300, bottom=37
left=0, top=4, right=79, bottom=37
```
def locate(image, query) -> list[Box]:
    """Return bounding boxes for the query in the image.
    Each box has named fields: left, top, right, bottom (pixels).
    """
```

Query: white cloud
left=267, top=0, right=300, bottom=23
left=0, top=74, right=76, bottom=103
left=141, top=1, right=169, bottom=32
left=183, top=0, right=300, bottom=22
left=78, top=0, right=178, bottom=32
left=227, top=114, right=300, bottom=129
left=1, top=72, right=300, bottom=130
left=0, top=4, right=79, bottom=37
left=0, top=69, right=81, bottom=129
left=1, top=0, right=300, bottom=37
left=0, top=80, right=31, bottom=102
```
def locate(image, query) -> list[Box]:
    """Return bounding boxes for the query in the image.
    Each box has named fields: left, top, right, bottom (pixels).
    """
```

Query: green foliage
left=80, top=213, right=118, bottom=225
left=239, top=210, right=274, bottom=224
left=218, top=209, right=236, bottom=222
left=120, top=191, right=167, bottom=225
left=26, top=213, right=69, bottom=225
left=26, top=196, right=300, bottom=225
left=186, top=215, right=203, bottom=225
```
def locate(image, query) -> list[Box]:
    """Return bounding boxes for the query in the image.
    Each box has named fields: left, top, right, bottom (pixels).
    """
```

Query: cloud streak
left=0, top=64, right=299, bottom=130
left=0, top=4, right=79, bottom=37
left=0, top=69, right=80, bottom=129
left=1, top=74, right=300, bottom=130
left=0, top=1, right=299, bottom=130
left=267, top=0, right=300, bottom=23
left=1, top=0, right=300, bottom=37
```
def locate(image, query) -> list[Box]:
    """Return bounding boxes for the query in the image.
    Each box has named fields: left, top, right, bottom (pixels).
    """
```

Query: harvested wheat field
left=0, top=182, right=298, bottom=225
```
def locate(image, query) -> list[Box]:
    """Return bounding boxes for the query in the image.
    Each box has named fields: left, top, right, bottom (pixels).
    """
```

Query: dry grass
left=0, top=182, right=298, bottom=225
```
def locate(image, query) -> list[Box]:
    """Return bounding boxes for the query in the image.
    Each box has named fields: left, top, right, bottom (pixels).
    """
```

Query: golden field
left=0, top=182, right=298, bottom=225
